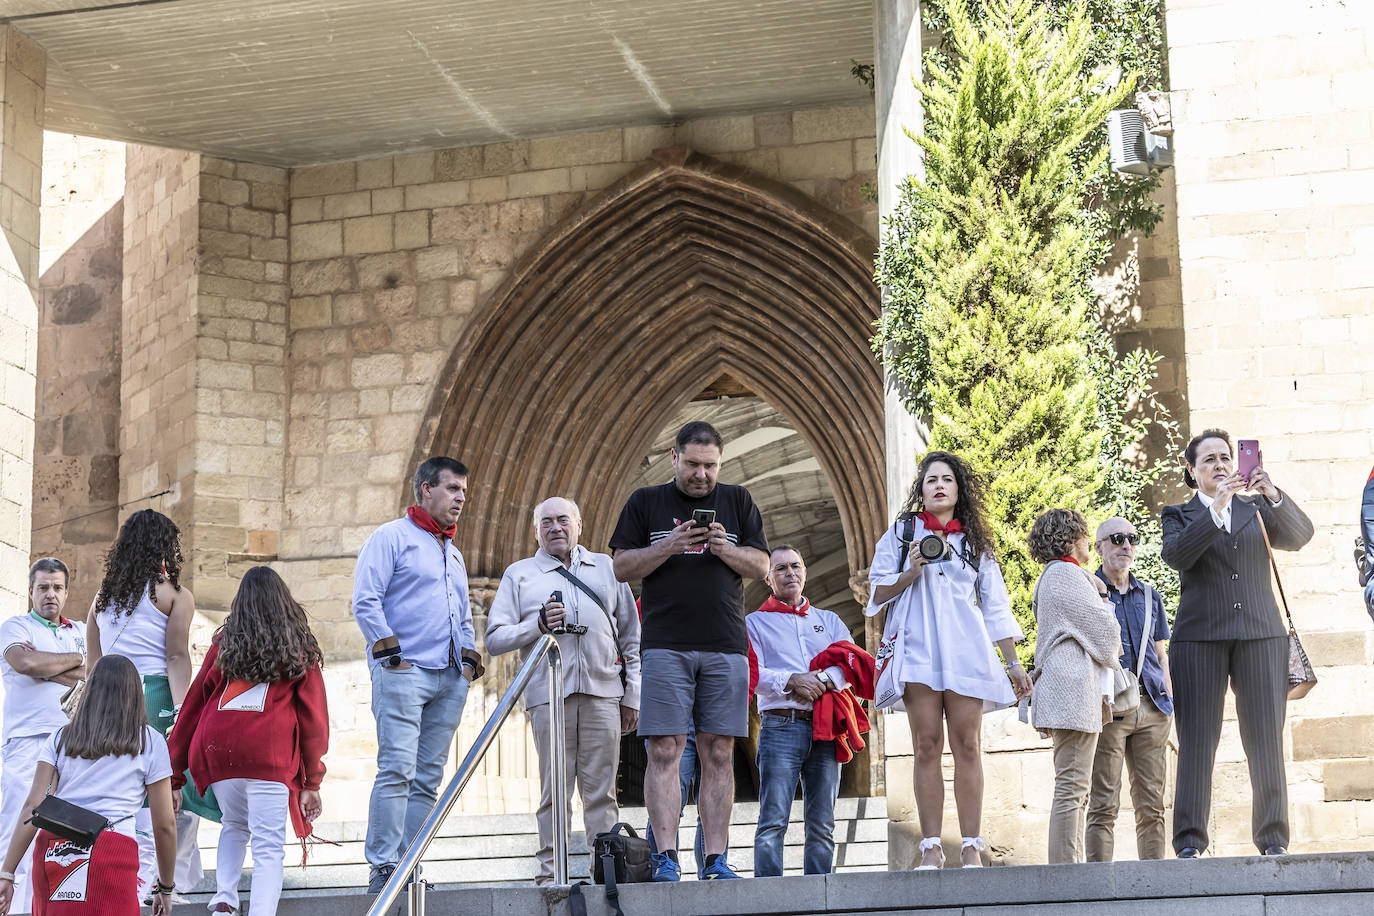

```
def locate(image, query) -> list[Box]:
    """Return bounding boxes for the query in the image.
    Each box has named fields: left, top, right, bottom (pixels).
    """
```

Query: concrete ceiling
left=10, top=0, right=873, bottom=166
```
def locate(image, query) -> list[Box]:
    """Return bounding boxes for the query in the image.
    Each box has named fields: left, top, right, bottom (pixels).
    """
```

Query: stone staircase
left=176, top=796, right=889, bottom=900
left=169, top=849, right=1374, bottom=915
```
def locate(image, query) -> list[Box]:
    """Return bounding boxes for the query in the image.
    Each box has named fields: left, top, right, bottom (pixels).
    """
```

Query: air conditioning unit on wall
left=1108, top=109, right=1174, bottom=176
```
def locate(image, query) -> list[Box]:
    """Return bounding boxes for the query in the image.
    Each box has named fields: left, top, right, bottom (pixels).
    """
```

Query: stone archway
left=412, top=148, right=886, bottom=584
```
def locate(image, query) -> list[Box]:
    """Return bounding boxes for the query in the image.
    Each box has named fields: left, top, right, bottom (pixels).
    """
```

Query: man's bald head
left=1094, top=516, right=1139, bottom=578
left=1096, top=516, right=1132, bottom=541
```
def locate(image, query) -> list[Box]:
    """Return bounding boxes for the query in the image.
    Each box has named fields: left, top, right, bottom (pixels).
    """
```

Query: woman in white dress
left=867, top=451, right=1032, bottom=868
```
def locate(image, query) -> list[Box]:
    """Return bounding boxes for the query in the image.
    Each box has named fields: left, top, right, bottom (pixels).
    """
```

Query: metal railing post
left=550, top=645, right=568, bottom=885
left=407, top=876, right=427, bottom=916
left=367, top=635, right=564, bottom=916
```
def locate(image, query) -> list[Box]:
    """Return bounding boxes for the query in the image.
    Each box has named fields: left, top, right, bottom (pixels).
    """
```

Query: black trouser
left=1170, top=637, right=1289, bottom=854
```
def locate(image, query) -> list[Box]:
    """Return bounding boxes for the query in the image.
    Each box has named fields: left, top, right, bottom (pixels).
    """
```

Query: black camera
left=918, top=534, right=953, bottom=563
left=548, top=590, right=588, bottom=636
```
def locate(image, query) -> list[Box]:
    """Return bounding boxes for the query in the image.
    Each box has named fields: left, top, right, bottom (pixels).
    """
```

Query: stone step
left=178, top=798, right=890, bottom=897
left=168, top=850, right=1374, bottom=916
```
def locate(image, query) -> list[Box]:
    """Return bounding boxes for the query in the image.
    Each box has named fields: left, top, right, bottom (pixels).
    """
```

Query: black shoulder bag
left=27, top=733, right=133, bottom=849
left=552, top=566, right=627, bottom=688
left=591, top=822, right=652, bottom=916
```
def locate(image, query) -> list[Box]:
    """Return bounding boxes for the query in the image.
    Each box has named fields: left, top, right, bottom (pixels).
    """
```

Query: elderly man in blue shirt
left=1087, top=516, right=1174, bottom=861
left=352, top=456, right=483, bottom=892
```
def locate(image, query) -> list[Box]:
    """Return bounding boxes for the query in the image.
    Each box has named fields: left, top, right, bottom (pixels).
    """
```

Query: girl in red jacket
left=167, top=567, right=328, bottom=916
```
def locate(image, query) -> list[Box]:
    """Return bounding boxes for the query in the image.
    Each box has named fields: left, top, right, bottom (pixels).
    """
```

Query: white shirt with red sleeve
left=746, top=597, right=851, bottom=714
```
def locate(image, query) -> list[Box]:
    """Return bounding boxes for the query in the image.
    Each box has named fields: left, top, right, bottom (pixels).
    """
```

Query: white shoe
left=961, top=836, right=986, bottom=867
left=916, top=836, right=945, bottom=870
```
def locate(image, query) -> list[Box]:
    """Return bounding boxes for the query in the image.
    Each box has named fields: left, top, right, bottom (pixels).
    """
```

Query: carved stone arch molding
left=410, top=149, right=886, bottom=582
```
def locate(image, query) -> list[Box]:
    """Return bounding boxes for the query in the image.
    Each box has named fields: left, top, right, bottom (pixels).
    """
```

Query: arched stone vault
left=412, top=149, right=885, bottom=582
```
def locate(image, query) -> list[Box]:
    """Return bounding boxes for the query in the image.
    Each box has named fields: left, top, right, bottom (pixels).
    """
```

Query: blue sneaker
left=651, top=852, right=682, bottom=882
left=701, top=857, right=741, bottom=879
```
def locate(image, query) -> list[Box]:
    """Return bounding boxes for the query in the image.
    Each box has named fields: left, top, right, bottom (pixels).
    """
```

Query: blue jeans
left=753, top=714, right=840, bottom=877
left=644, top=731, right=711, bottom=876
left=366, top=664, right=470, bottom=875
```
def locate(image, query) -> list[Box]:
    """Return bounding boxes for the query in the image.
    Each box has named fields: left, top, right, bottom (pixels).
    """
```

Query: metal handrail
left=366, top=634, right=566, bottom=916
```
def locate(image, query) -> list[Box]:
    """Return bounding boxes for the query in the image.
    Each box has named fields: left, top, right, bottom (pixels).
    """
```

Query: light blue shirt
left=351, top=516, right=474, bottom=670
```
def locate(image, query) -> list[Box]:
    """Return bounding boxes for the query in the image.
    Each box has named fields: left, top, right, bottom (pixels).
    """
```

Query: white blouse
left=866, top=519, right=1023, bottom=712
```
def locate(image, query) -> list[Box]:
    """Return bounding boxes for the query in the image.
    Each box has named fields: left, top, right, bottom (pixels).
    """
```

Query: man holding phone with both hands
left=611, top=421, right=769, bottom=881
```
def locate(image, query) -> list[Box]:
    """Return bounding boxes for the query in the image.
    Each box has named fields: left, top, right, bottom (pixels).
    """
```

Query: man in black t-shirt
left=610, top=421, right=768, bottom=881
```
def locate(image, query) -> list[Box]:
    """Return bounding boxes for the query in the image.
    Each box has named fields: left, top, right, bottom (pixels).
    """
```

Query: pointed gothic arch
left=411, top=149, right=885, bottom=583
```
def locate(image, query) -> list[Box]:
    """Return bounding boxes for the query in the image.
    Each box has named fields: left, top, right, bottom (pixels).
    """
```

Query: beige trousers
left=1086, top=699, right=1171, bottom=861
left=528, top=694, right=622, bottom=885
left=1048, top=728, right=1099, bottom=864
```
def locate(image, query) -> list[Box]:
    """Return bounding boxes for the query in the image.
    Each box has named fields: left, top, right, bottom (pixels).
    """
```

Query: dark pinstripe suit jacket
left=1161, top=491, right=1314, bottom=642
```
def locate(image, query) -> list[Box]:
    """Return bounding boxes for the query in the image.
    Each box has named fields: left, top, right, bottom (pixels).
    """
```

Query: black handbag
left=592, top=822, right=652, bottom=916
left=27, top=794, right=109, bottom=849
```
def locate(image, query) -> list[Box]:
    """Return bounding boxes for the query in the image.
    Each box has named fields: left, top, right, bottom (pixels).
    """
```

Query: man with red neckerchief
left=351, top=456, right=483, bottom=893
left=745, top=545, right=856, bottom=878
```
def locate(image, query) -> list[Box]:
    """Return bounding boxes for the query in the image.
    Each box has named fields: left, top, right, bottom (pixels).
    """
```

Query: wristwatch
left=381, top=653, right=405, bottom=669
left=815, top=670, right=832, bottom=689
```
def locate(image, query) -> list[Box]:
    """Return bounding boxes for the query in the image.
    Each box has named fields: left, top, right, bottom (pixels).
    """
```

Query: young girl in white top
left=0, top=655, right=177, bottom=916
left=867, top=451, right=1033, bottom=868
left=86, top=509, right=213, bottom=897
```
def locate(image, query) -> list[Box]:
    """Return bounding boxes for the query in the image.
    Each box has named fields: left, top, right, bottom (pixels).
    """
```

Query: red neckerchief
left=917, top=512, right=963, bottom=535
left=758, top=595, right=809, bottom=617
left=407, top=505, right=456, bottom=540
left=1057, top=556, right=1081, bottom=566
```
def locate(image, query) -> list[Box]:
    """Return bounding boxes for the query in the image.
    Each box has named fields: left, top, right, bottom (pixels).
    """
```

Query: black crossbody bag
left=27, top=733, right=133, bottom=849
left=552, top=566, right=628, bottom=688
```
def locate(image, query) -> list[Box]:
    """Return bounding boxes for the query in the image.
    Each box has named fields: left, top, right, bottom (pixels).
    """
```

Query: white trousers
left=1, top=734, right=47, bottom=914
left=135, top=805, right=204, bottom=894
left=209, top=778, right=289, bottom=916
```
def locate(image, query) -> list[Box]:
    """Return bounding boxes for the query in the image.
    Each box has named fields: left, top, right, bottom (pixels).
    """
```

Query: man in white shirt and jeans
left=745, top=545, right=850, bottom=877
left=486, top=496, right=642, bottom=885
left=1, top=558, right=86, bottom=912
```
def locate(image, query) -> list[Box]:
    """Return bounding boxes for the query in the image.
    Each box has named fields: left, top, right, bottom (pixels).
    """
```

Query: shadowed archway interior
left=414, top=149, right=885, bottom=583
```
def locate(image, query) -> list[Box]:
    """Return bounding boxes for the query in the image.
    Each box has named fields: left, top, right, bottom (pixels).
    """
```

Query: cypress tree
left=873, top=0, right=1134, bottom=650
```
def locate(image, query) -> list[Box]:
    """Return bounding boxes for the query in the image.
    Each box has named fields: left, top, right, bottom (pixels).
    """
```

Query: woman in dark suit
left=1163, top=429, right=1313, bottom=858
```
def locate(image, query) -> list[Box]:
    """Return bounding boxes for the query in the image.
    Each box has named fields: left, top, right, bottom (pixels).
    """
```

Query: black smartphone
left=692, top=509, right=716, bottom=527
left=549, top=591, right=565, bottom=634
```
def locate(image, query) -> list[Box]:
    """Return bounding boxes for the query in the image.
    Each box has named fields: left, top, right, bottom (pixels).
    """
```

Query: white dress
left=866, top=519, right=1024, bottom=712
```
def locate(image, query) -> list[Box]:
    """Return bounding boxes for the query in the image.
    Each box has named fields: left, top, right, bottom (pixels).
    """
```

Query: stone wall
left=32, top=134, right=125, bottom=614
left=268, top=106, right=884, bottom=817
left=1162, top=0, right=1374, bottom=856
left=0, top=27, right=45, bottom=618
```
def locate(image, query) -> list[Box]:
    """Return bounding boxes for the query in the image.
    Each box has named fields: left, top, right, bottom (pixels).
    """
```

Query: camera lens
left=918, top=534, right=951, bottom=562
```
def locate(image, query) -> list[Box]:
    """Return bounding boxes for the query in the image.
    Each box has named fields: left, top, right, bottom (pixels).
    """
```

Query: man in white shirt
left=745, top=545, right=851, bottom=877
left=1, top=558, right=86, bottom=913
left=486, top=496, right=642, bottom=885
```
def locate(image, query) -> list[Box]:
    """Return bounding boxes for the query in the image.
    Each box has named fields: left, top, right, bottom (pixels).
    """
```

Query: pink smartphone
left=1237, top=439, right=1261, bottom=482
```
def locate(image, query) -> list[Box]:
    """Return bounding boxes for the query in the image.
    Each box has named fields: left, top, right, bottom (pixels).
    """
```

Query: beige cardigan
left=1030, top=561, right=1123, bottom=734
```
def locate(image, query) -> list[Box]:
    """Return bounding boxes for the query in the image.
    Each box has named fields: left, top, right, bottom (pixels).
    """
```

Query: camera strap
left=553, top=566, right=624, bottom=664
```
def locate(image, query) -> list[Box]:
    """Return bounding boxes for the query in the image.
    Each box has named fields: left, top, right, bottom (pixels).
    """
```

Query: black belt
left=763, top=709, right=812, bottom=722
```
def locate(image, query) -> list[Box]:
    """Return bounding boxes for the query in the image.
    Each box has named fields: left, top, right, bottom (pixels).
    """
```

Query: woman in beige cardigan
left=1028, top=509, right=1123, bottom=864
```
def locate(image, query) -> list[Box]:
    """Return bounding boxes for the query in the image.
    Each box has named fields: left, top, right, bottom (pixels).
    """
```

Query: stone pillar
left=1165, top=0, right=1374, bottom=856
left=872, top=0, right=926, bottom=869
left=0, top=25, right=45, bottom=616
left=873, top=0, right=927, bottom=521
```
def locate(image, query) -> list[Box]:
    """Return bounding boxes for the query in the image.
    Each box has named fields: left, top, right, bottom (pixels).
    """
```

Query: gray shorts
left=638, top=649, right=750, bottom=738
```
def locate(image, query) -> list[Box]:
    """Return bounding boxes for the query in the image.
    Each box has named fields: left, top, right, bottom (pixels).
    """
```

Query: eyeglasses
left=1100, top=533, right=1140, bottom=546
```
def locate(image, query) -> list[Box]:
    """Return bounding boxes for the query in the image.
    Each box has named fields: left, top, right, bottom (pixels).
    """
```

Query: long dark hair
left=95, top=509, right=183, bottom=617
left=59, top=655, right=147, bottom=760
left=899, top=450, right=997, bottom=559
left=1182, top=428, right=1232, bottom=490
left=216, top=567, right=323, bottom=683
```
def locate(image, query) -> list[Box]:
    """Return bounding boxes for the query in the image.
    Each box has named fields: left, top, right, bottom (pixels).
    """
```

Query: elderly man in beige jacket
left=486, top=496, right=642, bottom=885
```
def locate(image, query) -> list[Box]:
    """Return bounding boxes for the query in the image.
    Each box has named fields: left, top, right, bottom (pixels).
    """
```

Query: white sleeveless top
left=98, top=584, right=168, bottom=676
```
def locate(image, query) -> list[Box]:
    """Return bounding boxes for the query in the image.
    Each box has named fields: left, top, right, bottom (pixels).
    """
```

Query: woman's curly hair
left=94, top=509, right=183, bottom=617
left=899, top=450, right=997, bottom=560
left=1027, top=508, right=1091, bottom=565
left=216, top=566, right=323, bottom=683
